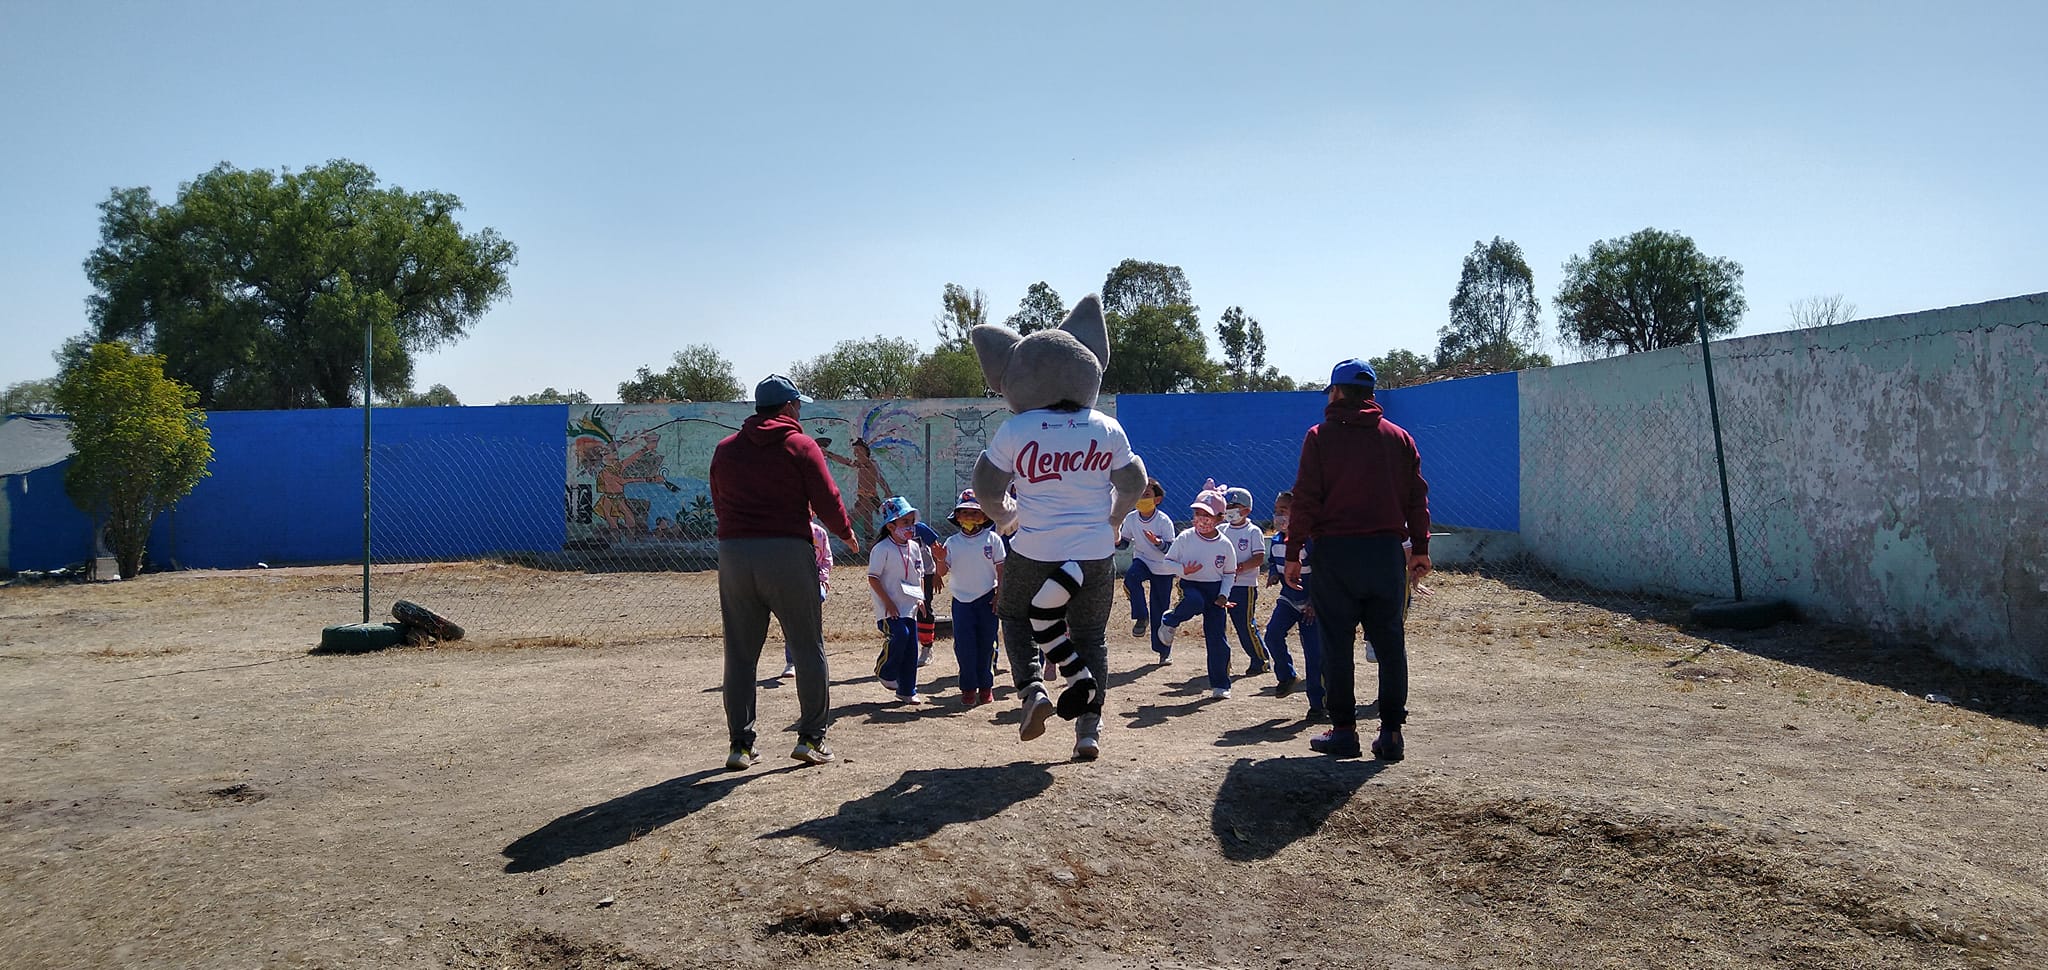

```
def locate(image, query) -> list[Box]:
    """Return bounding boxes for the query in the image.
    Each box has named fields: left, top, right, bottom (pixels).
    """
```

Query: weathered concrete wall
left=1522, top=293, right=2048, bottom=679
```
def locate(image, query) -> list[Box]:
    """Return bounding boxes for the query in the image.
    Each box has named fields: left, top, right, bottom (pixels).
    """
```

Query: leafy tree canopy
left=619, top=343, right=743, bottom=403
left=3, top=378, right=60, bottom=416
left=1214, top=306, right=1294, bottom=390
left=500, top=387, right=592, bottom=405
left=52, top=343, right=213, bottom=578
left=1554, top=228, right=1745, bottom=357
left=1004, top=281, right=1067, bottom=334
left=910, top=344, right=986, bottom=398
left=934, top=283, right=989, bottom=350
left=1440, top=236, right=1551, bottom=373
left=1367, top=349, right=1434, bottom=389
left=83, top=160, right=516, bottom=409
left=789, top=335, right=922, bottom=400
left=1102, top=259, right=1193, bottom=318
left=1103, top=304, right=1221, bottom=394
left=380, top=383, right=461, bottom=407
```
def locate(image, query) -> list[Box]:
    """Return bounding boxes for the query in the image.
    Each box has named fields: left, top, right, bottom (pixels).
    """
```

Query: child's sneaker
left=790, top=737, right=835, bottom=765
left=1130, top=618, right=1147, bottom=637
left=879, top=678, right=899, bottom=693
left=918, top=645, right=933, bottom=666
left=1019, top=691, right=1056, bottom=741
left=724, top=745, right=756, bottom=771
left=1209, top=686, right=1231, bottom=700
left=1305, top=705, right=1329, bottom=723
left=896, top=692, right=925, bottom=705
left=780, top=663, right=797, bottom=678
left=1155, top=649, right=1172, bottom=666
left=1244, top=661, right=1269, bottom=677
left=1371, top=727, right=1405, bottom=762
left=960, top=689, right=980, bottom=709
left=1157, top=622, right=1177, bottom=648
left=1275, top=675, right=1300, bottom=697
left=1072, top=736, right=1101, bottom=761
left=977, top=687, right=994, bottom=706
left=1309, top=727, right=1362, bottom=758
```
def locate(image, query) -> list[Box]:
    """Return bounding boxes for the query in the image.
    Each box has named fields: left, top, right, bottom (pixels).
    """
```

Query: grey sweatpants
left=997, top=552, right=1114, bottom=740
left=718, top=537, right=829, bottom=749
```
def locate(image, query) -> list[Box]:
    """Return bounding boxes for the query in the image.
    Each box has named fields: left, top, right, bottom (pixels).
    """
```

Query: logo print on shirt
left=1213, top=555, right=1227, bottom=570
left=1014, top=439, right=1114, bottom=484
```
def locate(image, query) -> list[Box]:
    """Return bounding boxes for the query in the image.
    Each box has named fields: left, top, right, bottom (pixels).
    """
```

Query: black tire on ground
left=317, top=622, right=409, bottom=654
left=1690, top=597, right=1794, bottom=630
left=392, top=600, right=465, bottom=641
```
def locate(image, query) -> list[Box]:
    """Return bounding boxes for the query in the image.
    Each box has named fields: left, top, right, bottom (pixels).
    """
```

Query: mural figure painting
left=970, top=294, right=1147, bottom=762
left=569, top=408, right=678, bottom=535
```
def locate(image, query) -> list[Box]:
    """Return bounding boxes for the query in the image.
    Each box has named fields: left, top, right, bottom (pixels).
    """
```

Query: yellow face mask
left=1135, top=497, right=1158, bottom=515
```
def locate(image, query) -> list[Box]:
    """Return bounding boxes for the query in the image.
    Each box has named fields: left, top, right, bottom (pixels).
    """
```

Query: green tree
left=1102, top=259, right=1194, bottom=318
left=1553, top=228, right=1746, bottom=357
left=3, top=378, right=60, bottom=416
left=83, top=161, right=516, bottom=410
left=618, top=344, right=742, bottom=403
left=500, top=387, right=592, bottom=405
left=935, top=283, right=989, bottom=349
left=1103, top=304, right=1221, bottom=394
left=1213, top=306, right=1292, bottom=390
left=1440, top=237, right=1552, bottom=372
left=1003, top=281, right=1067, bottom=334
left=1367, top=349, right=1434, bottom=389
left=910, top=345, right=986, bottom=398
left=788, top=335, right=922, bottom=399
left=52, top=343, right=213, bottom=578
left=380, top=383, right=461, bottom=407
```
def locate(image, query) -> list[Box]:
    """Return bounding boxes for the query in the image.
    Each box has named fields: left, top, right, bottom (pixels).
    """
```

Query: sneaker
left=960, top=690, right=980, bottom=709
left=1131, top=618, right=1147, bottom=637
left=1309, top=728, right=1362, bottom=758
left=790, top=738, right=835, bottom=765
left=1210, top=686, right=1232, bottom=700
left=879, top=678, right=899, bottom=693
left=896, top=692, right=925, bottom=705
left=1155, top=649, right=1173, bottom=666
left=1019, top=691, right=1056, bottom=741
left=1371, top=727, right=1405, bottom=763
left=1157, top=622, right=1177, bottom=648
left=1365, top=643, right=1378, bottom=663
left=1244, top=662, right=1269, bottom=677
left=1275, top=675, right=1300, bottom=697
left=1073, top=736, right=1101, bottom=761
left=977, top=687, right=994, bottom=706
left=918, top=646, right=933, bottom=666
left=780, top=663, right=796, bottom=679
left=1305, top=706, right=1329, bottom=723
left=724, top=745, right=756, bottom=771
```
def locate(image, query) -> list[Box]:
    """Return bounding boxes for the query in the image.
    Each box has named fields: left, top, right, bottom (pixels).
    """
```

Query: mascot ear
left=970, top=323, right=1022, bottom=394
left=1059, top=294, right=1110, bottom=371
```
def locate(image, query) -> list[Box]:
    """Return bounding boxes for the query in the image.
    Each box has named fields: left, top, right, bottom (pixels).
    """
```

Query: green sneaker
left=790, top=737, right=836, bottom=765
left=724, top=745, right=756, bottom=771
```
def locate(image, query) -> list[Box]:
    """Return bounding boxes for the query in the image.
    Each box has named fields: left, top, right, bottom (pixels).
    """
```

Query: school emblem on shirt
left=1214, top=554, right=1228, bottom=570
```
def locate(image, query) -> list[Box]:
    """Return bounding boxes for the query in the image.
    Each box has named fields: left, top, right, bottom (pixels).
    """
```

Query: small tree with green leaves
left=53, top=343, right=213, bottom=578
left=3, top=377, right=61, bottom=416
left=1366, top=349, right=1434, bottom=389
left=501, top=387, right=592, bottom=405
left=619, top=344, right=743, bottom=403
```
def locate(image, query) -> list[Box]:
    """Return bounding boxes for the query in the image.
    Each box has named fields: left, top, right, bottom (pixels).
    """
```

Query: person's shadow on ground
left=501, top=764, right=801, bottom=872
left=1214, top=716, right=1317, bottom=748
left=1211, top=755, right=1383, bottom=861
left=1121, top=696, right=1217, bottom=730
left=759, top=762, right=1054, bottom=852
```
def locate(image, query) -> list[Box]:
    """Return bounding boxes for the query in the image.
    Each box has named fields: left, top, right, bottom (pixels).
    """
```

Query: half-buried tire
left=392, top=600, right=465, bottom=641
left=318, top=622, right=409, bottom=654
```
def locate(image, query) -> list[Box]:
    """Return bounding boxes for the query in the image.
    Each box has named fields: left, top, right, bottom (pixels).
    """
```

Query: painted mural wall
left=1521, top=292, right=2048, bottom=679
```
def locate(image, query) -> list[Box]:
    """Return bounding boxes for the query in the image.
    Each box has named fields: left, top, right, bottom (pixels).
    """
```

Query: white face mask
left=1225, top=509, right=1247, bottom=525
left=889, top=522, right=915, bottom=543
left=1273, top=513, right=1290, bottom=531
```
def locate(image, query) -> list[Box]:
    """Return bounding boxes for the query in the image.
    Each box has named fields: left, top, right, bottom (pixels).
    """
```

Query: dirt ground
left=2, top=562, right=2044, bottom=970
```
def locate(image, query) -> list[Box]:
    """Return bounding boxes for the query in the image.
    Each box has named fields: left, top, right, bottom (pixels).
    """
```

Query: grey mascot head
left=970, top=294, right=1110, bottom=414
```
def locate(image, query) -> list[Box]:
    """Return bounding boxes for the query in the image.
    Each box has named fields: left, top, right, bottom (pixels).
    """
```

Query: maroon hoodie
left=709, top=413, right=854, bottom=542
left=1286, top=399, right=1430, bottom=558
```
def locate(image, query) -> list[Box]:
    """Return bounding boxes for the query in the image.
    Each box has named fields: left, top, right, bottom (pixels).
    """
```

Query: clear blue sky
left=3, top=2, right=2042, bottom=404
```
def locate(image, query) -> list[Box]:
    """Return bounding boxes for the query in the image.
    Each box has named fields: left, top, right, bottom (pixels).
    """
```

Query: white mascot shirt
left=984, top=408, right=1136, bottom=563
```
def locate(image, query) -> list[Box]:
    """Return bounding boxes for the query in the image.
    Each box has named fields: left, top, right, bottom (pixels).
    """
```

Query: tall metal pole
left=1696, top=282, right=1743, bottom=600
left=362, top=323, right=373, bottom=623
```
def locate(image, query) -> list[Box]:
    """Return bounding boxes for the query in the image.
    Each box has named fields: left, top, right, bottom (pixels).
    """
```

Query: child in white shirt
left=935, top=489, right=1006, bottom=709
left=1219, top=485, right=1271, bottom=677
left=1157, top=488, right=1240, bottom=698
left=867, top=496, right=933, bottom=703
left=1117, top=477, right=1176, bottom=660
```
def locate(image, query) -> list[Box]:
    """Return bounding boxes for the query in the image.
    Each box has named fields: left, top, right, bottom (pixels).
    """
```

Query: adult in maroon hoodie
left=1284, top=358, right=1430, bottom=763
left=709, top=375, right=859, bottom=769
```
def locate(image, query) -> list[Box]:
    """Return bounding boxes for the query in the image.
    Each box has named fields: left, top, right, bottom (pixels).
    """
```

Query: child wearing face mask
left=1217, top=485, right=1272, bottom=679
left=1116, top=477, right=1176, bottom=662
left=934, top=489, right=1006, bottom=708
left=1156, top=489, right=1241, bottom=698
left=868, top=497, right=935, bottom=704
left=1262, top=491, right=1324, bottom=717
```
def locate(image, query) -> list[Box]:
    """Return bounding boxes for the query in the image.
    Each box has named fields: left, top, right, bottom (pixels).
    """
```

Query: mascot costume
left=970, top=295, right=1147, bottom=761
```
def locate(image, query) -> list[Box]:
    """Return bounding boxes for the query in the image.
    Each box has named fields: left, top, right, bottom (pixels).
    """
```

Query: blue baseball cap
left=1326, top=358, right=1377, bottom=390
left=753, top=374, right=813, bottom=406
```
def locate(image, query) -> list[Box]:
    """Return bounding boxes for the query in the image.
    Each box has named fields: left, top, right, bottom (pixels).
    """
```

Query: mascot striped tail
left=1029, top=561, right=1102, bottom=718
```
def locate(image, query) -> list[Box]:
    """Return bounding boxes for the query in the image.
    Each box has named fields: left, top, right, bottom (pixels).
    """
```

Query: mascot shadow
left=502, top=764, right=803, bottom=872
left=760, top=761, right=1055, bottom=852
left=1212, top=755, right=1383, bottom=862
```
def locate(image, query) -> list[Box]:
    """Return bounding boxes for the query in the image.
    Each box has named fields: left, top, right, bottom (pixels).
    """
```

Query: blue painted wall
left=1113, top=375, right=1518, bottom=532
left=6, top=462, right=95, bottom=571
left=154, top=405, right=566, bottom=569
